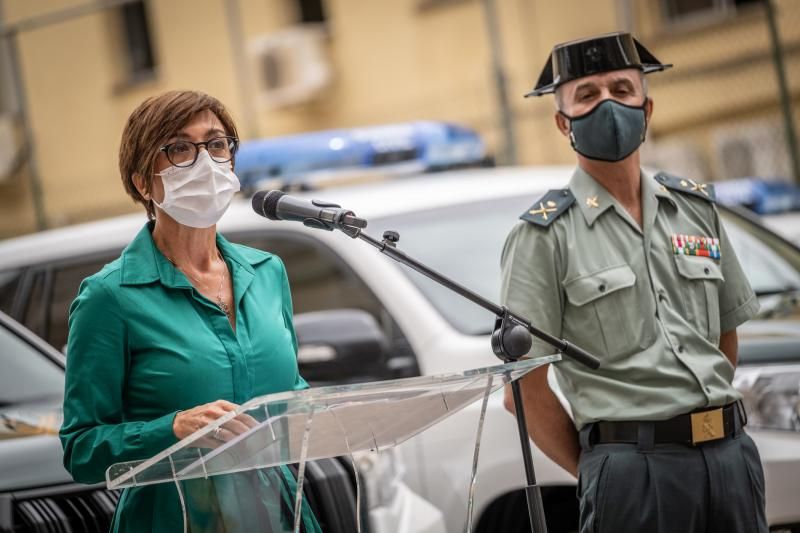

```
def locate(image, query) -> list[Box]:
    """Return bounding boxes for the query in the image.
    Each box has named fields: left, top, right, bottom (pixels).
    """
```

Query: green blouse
left=60, top=222, right=319, bottom=532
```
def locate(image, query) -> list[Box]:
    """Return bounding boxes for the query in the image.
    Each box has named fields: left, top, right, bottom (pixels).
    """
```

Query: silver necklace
left=166, top=250, right=231, bottom=318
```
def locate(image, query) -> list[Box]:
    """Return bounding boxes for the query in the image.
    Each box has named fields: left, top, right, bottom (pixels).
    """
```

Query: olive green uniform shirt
left=500, top=168, right=759, bottom=429
left=60, top=222, right=319, bottom=532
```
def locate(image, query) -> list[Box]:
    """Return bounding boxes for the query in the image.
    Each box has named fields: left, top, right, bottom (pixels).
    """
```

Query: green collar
left=120, top=221, right=272, bottom=287
left=569, top=167, right=616, bottom=227
left=645, top=169, right=678, bottom=209
left=570, top=167, right=676, bottom=227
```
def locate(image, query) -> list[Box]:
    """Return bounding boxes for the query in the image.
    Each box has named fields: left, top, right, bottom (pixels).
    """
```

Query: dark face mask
left=560, top=99, right=649, bottom=162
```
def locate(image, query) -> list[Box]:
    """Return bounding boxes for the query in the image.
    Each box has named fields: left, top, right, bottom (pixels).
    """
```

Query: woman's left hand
left=173, top=399, right=259, bottom=448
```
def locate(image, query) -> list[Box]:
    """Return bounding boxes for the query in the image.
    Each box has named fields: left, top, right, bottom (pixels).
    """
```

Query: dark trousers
left=576, top=414, right=768, bottom=533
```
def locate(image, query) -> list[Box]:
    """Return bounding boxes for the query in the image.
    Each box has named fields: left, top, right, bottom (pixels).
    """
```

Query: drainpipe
left=481, top=0, right=518, bottom=166
left=765, top=0, right=800, bottom=183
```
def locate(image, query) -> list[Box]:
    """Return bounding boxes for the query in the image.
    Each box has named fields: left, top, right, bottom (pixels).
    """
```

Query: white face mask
left=154, top=150, right=240, bottom=228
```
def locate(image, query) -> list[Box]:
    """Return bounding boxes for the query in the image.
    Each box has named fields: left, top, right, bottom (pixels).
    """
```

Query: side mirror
left=294, top=309, right=390, bottom=384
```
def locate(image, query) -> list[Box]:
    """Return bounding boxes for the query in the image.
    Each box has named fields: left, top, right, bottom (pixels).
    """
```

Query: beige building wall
left=0, top=0, right=253, bottom=235
left=636, top=0, right=800, bottom=179
left=0, top=0, right=797, bottom=238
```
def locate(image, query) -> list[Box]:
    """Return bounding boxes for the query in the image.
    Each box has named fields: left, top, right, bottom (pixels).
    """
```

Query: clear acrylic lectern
left=106, top=356, right=558, bottom=532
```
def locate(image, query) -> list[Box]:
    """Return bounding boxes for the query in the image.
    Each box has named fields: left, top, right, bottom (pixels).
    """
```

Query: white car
left=2, top=166, right=799, bottom=532
left=762, top=211, right=800, bottom=247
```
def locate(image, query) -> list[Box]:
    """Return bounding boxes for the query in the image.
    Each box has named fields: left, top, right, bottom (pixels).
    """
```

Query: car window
left=372, top=196, right=531, bottom=335
left=0, top=324, right=64, bottom=406
left=0, top=270, right=20, bottom=315
left=47, top=258, right=115, bottom=351
left=228, top=231, right=418, bottom=379
left=242, top=234, right=384, bottom=318
left=373, top=197, right=800, bottom=335
left=719, top=210, right=800, bottom=294
left=23, top=271, right=47, bottom=339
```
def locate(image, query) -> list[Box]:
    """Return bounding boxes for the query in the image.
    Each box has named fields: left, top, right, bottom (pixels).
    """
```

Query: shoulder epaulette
left=654, top=172, right=716, bottom=202
left=519, top=189, right=575, bottom=227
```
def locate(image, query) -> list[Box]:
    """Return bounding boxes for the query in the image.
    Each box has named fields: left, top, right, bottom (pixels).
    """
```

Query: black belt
left=591, top=403, right=744, bottom=446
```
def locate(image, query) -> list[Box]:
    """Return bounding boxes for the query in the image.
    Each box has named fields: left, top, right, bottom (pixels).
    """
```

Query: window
left=662, top=0, right=762, bottom=23
left=234, top=232, right=383, bottom=318
left=0, top=270, right=20, bottom=315
left=47, top=258, right=114, bottom=351
left=720, top=209, right=800, bottom=295
left=120, top=1, right=156, bottom=81
left=295, top=0, right=327, bottom=25
left=372, top=197, right=530, bottom=336
left=22, top=271, right=46, bottom=339
left=10, top=255, right=116, bottom=353
left=231, top=231, right=419, bottom=380
left=0, top=324, right=64, bottom=409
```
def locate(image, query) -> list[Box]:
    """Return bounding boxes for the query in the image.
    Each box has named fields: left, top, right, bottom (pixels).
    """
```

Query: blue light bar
left=715, top=178, right=800, bottom=215
left=234, top=121, right=487, bottom=191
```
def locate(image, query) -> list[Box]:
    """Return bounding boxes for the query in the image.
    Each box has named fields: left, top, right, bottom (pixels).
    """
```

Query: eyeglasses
left=159, top=136, right=239, bottom=168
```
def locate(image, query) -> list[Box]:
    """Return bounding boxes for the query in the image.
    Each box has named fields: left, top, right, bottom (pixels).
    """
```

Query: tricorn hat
left=525, top=31, right=672, bottom=98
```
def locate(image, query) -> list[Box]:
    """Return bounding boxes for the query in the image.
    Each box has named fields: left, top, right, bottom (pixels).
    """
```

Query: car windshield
left=0, top=324, right=64, bottom=407
left=372, top=196, right=800, bottom=335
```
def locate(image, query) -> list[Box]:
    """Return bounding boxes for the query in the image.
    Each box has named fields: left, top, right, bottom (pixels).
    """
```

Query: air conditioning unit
left=713, top=120, right=790, bottom=180
left=249, top=25, right=332, bottom=109
left=0, top=113, right=22, bottom=182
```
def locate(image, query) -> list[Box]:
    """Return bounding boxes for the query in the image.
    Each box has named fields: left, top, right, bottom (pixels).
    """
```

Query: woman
left=60, top=90, right=320, bottom=532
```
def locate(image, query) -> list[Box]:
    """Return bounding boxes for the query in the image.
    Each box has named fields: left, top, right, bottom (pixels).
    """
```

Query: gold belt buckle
left=690, top=408, right=724, bottom=445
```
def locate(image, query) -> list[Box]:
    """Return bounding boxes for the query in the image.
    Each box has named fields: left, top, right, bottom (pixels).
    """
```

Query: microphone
left=251, top=190, right=367, bottom=232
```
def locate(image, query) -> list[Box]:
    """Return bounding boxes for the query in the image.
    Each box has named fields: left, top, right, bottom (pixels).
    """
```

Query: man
left=501, top=32, right=767, bottom=533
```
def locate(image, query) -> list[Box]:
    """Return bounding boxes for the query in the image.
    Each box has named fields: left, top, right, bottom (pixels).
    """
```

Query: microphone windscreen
left=263, top=190, right=285, bottom=220
left=251, top=190, right=285, bottom=220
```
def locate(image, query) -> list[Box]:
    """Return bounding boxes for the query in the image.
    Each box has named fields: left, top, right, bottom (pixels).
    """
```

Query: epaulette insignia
left=520, top=189, right=575, bottom=227
left=654, top=172, right=716, bottom=202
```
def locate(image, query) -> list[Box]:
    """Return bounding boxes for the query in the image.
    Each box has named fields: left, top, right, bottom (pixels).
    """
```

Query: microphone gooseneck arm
left=340, top=227, right=600, bottom=370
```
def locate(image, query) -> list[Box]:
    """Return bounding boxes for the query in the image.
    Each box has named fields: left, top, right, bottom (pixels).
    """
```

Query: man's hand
left=504, top=364, right=581, bottom=477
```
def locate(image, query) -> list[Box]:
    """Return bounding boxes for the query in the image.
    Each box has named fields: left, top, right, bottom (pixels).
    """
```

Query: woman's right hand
left=172, top=400, right=258, bottom=448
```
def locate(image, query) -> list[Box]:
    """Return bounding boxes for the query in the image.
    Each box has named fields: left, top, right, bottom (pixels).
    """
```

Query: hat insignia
left=586, top=45, right=602, bottom=63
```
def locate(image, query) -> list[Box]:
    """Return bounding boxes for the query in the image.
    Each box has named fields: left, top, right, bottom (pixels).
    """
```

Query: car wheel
left=475, top=487, right=578, bottom=533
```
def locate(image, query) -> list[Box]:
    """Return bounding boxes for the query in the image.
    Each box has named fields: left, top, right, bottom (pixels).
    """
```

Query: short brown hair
left=118, top=90, right=239, bottom=219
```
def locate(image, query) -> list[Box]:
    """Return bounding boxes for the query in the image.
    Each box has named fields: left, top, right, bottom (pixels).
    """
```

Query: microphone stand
left=333, top=224, right=601, bottom=533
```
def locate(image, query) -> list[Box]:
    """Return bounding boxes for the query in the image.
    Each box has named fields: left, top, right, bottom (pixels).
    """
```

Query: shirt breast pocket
left=673, top=255, right=725, bottom=344
left=563, top=264, right=644, bottom=358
